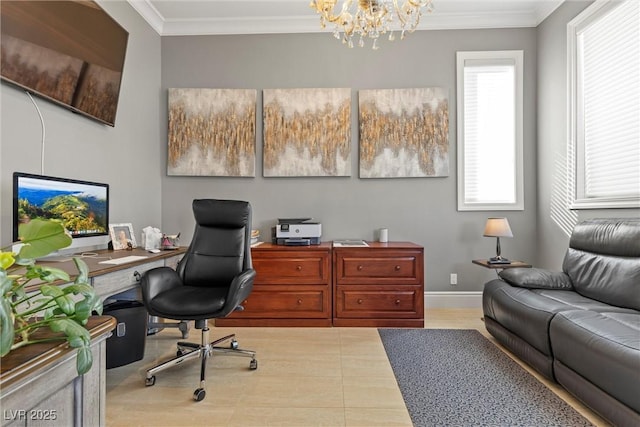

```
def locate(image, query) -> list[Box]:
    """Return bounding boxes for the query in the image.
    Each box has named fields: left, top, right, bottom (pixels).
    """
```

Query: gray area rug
left=378, top=329, right=593, bottom=426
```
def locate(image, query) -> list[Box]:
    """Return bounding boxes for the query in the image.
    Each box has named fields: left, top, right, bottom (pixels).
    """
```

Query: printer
left=273, top=218, right=322, bottom=245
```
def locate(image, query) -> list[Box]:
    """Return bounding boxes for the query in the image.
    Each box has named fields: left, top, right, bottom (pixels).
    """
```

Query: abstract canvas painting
left=359, top=88, right=449, bottom=178
left=263, top=88, right=351, bottom=177
left=167, top=88, right=256, bottom=176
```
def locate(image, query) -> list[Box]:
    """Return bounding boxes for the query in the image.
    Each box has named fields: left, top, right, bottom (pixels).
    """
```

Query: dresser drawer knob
left=133, top=271, right=141, bottom=282
left=297, top=299, right=303, bottom=305
left=357, top=265, right=363, bottom=271
left=394, top=265, right=401, bottom=271
left=296, top=265, right=302, bottom=271
left=395, top=299, right=401, bottom=305
left=357, top=299, right=364, bottom=304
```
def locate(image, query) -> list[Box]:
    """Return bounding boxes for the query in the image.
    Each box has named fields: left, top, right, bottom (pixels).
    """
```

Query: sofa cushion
left=531, top=289, right=639, bottom=314
left=563, top=218, right=640, bottom=310
left=569, top=218, right=640, bottom=257
left=483, top=279, right=638, bottom=357
left=550, top=310, right=640, bottom=413
left=499, top=268, right=573, bottom=290
left=563, top=249, right=640, bottom=310
left=483, top=280, right=574, bottom=356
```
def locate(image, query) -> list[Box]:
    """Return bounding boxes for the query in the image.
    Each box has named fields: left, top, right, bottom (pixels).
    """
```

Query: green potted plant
left=0, top=219, right=103, bottom=375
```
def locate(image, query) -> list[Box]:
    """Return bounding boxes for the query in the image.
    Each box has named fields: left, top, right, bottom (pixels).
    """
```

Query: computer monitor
left=13, top=172, right=110, bottom=256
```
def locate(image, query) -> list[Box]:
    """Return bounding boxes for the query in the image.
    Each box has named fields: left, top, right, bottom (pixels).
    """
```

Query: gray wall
left=160, top=29, right=538, bottom=292
left=536, top=1, right=640, bottom=270
left=8, top=3, right=630, bottom=292
left=0, top=1, right=162, bottom=247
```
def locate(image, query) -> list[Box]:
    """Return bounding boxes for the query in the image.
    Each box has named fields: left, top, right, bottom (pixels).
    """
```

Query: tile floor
left=105, top=308, right=610, bottom=426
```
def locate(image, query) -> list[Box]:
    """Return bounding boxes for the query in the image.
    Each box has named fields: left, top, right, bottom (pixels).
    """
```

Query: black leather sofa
left=482, top=218, right=640, bottom=427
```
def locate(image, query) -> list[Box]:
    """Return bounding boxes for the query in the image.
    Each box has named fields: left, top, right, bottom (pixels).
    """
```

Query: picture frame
left=167, top=88, right=257, bottom=176
left=109, top=223, right=137, bottom=250
left=263, top=88, right=351, bottom=177
left=358, top=88, right=449, bottom=178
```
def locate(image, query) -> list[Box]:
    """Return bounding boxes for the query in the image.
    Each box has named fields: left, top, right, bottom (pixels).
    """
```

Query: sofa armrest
left=498, top=268, right=574, bottom=290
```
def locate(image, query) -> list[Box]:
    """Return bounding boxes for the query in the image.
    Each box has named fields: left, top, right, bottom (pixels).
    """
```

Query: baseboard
left=425, top=291, right=483, bottom=309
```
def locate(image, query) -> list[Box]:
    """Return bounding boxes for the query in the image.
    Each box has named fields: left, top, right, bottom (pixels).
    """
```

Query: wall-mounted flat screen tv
left=0, top=1, right=128, bottom=127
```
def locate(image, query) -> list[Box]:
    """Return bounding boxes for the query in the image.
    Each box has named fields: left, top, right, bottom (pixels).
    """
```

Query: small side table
left=472, top=259, right=532, bottom=269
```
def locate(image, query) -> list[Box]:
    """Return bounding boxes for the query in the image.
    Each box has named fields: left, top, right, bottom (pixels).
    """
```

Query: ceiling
left=126, top=0, right=567, bottom=36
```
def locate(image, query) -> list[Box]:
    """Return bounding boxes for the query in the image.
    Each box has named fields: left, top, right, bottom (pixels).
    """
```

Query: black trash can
left=103, top=300, right=148, bottom=369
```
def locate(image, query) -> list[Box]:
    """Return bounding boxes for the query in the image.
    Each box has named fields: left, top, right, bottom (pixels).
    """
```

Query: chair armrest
left=222, top=268, right=257, bottom=317
left=498, top=268, right=574, bottom=290
left=140, top=266, right=183, bottom=306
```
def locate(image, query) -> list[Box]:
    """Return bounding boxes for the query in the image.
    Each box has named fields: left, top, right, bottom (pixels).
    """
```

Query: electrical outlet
left=450, top=273, right=458, bottom=286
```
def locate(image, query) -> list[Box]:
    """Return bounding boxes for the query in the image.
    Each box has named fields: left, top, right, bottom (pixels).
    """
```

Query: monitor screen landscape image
left=13, top=173, right=109, bottom=242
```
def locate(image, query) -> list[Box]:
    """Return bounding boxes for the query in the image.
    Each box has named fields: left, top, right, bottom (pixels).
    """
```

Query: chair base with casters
left=147, top=317, right=190, bottom=339
left=144, top=318, right=257, bottom=402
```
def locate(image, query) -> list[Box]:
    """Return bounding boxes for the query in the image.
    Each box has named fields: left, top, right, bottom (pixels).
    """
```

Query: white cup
left=379, top=228, right=389, bottom=243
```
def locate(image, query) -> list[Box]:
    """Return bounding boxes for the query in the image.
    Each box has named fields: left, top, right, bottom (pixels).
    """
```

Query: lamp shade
left=483, top=218, right=513, bottom=238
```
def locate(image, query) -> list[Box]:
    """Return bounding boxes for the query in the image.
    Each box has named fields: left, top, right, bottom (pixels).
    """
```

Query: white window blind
left=457, top=51, right=524, bottom=211
left=569, top=0, right=640, bottom=208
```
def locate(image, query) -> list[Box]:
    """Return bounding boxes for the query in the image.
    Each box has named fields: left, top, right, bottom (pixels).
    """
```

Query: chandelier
left=310, top=0, right=434, bottom=49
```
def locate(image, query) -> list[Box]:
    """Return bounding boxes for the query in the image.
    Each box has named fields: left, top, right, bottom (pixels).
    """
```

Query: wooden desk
left=1, top=250, right=187, bottom=426
left=29, top=247, right=187, bottom=300
left=1, top=316, right=116, bottom=427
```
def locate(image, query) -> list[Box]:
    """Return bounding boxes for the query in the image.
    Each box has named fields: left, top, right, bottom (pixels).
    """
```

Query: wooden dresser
left=333, top=242, right=424, bottom=327
left=216, top=242, right=332, bottom=327
left=217, top=241, right=424, bottom=327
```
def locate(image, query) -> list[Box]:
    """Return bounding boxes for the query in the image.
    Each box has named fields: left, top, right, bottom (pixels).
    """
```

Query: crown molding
left=533, top=0, right=565, bottom=24
left=127, top=0, right=566, bottom=36
left=160, top=16, right=323, bottom=37
left=127, top=0, right=165, bottom=34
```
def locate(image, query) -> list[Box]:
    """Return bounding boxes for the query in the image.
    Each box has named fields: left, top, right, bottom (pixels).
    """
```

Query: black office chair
left=140, top=199, right=257, bottom=401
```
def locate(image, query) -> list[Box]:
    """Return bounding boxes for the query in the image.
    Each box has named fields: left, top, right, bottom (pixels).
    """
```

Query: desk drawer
left=335, top=251, right=421, bottom=285
left=253, top=253, right=330, bottom=285
left=92, top=260, right=164, bottom=299
left=229, top=285, right=330, bottom=319
left=335, top=285, right=422, bottom=318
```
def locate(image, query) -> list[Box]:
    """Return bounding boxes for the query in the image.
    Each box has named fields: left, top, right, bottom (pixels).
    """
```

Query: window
left=568, top=0, right=640, bottom=209
left=456, top=51, right=524, bottom=211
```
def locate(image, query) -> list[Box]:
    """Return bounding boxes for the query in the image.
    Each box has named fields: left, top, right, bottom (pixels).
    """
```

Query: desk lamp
left=483, top=217, right=513, bottom=264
